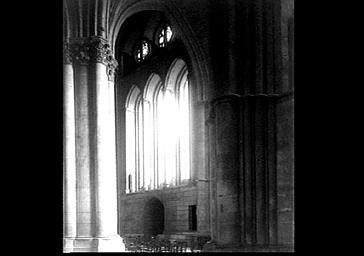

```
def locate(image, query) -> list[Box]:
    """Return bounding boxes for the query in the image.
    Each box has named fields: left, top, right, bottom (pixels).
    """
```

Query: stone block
left=278, top=222, right=294, bottom=244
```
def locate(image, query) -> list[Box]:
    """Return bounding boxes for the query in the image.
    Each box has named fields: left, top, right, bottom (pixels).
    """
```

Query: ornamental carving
left=63, top=42, right=72, bottom=64
left=64, top=37, right=118, bottom=80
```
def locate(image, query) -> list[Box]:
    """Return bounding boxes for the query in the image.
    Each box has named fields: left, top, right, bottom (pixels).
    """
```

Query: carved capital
left=106, top=57, right=118, bottom=81
left=65, top=37, right=118, bottom=80
left=63, top=42, right=72, bottom=64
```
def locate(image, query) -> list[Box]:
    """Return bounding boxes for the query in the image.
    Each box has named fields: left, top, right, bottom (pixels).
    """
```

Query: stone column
left=240, top=94, right=278, bottom=246
left=206, top=95, right=242, bottom=247
left=94, top=61, right=123, bottom=250
left=189, top=73, right=210, bottom=235
left=206, top=109, right=218, bottom=244
left=63, top=43, right=77, bottom=252
left=63, top=37, right=125, bottom=252
left=236, top=0, right=281, bottom=247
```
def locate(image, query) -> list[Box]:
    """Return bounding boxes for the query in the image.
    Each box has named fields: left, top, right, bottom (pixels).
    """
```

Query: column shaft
left=95, top=63, right=118, bottom=238
left=74, top=64, right=94, bottom=237
left=64, top=63, right=77, bottom=238
left=207, top=118, right=218, bottom=242
left=240, top=96, right=278, bottom=246
left=209, top=96, right=241, bottom=246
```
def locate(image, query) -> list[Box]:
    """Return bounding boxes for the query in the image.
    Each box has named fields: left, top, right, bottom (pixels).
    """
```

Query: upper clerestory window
left=157, top=25, right=173, bottom=47
left=135, top=39, right=151, bottom=63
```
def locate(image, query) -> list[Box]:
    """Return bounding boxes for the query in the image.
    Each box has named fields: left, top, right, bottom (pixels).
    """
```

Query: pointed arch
left=109, top=1, right=211, bottom=101
left=141, top=73, right=161, bottom=190
left=165, top=58, right=188, bottom=93
left=143, top=73, right=162, bottom=102
left=125, top=85, right=142, bottom=193
left=125, top=85, right=141, bottom=110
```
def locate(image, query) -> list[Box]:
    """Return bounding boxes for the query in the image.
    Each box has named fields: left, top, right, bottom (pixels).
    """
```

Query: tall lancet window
left=125, top=59, right=190, bottom=193
left=125, top=85, right=141, bottom=193
left=156, top=87, right=178, bottom=186
left=177, top=71, right=190, bottom=183
left=142, top=74, right=161, bottom=190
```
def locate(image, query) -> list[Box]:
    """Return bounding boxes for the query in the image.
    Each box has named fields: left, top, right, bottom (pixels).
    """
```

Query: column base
left=63, top=235, right=126, bottom=253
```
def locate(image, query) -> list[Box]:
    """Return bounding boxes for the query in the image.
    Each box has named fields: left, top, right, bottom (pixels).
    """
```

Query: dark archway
left=143, top=197, right=164, bottom=237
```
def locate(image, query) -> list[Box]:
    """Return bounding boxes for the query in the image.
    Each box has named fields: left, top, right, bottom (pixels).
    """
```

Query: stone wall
left=120, top=184, right=206, bottom=236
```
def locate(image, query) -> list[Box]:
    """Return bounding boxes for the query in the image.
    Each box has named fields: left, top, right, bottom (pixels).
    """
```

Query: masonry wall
left=113, top=0, right=294, bottom=248
left=119, top=184, right=204, bottom=235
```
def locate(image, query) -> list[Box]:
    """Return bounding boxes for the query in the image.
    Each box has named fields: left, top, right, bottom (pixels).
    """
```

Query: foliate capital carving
left=64, top=37, right=118, bottom=80
left=63, top=42, right=72, bottom=64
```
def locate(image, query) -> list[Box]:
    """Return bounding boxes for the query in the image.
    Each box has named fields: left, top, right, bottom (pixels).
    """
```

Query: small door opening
left=188, top=205, right=197, bottom=231
left=143, top=197, right=165, bottom=237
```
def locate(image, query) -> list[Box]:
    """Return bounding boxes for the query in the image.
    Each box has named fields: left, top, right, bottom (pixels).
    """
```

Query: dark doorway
left=188, top=205, right=197, bottom=231
left=143, top=197, right=165, bottom=237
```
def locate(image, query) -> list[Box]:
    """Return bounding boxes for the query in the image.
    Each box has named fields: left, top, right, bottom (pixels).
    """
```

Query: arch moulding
left=108, top=0, right=211, bottom=102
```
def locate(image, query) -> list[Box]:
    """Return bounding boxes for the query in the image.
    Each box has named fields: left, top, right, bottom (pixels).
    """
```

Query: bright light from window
left=125, top=61, right=190, bottom=193
left=126, top=109, right=136, bottom=192
left=166, top=26, right=172, bottom=41
left=158, top=25, right=173, bottom=48
left=142, top=41, right=149, bottom=56
left=143, top=100, right=154, bottom=190
left=179, top=79, right=190, bottom=181
left=158, top=89, right=178, bottom=186
left=135, top=40, right=151, bottom=62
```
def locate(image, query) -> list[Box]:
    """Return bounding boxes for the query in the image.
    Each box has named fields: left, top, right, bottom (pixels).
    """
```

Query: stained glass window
left=135, top=40, right=151, bottom=62
left=157, top=25, right=173, bottom=47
